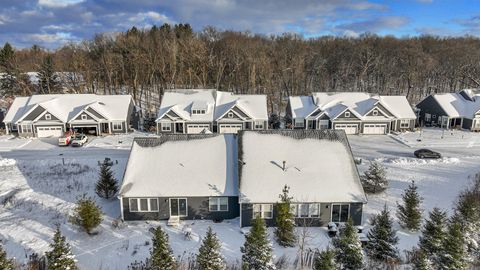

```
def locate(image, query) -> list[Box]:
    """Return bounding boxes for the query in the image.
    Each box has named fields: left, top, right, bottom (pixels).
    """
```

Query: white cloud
left=38, top=0, right=85, bottom=8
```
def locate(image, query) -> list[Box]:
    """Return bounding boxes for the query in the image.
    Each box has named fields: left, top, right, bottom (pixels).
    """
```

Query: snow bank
left=0, top=158, right=16, bottom=167
left=376, top=157, right=460, bottom=166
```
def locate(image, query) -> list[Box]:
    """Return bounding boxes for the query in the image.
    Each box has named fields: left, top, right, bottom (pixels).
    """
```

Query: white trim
left=112, top=122, right=123, bottom=131
left=252, top=203, right=273, bottom=219
left=129, top=198, right=159, bottom=212
left=169, top=198, right=188, bottom=217
left=161, top=122, right=172, bottom=131
left=119, top=197, right=124, bottom=220
left=290, top=203, right=320, bottom=218
left=254, top=120, right=264, bottom=130
left=344, top=111, right=351, bottom=117
left=209, top=197, right=229, bottom=212
left=399, top=119, right=410, bottom=128
left=45, top=113, right=52, bottom=120
left=81, top=114, right=88, bottom=120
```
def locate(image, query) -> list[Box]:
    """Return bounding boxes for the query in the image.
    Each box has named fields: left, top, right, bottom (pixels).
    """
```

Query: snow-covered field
left=392, top=127, right=480, bottom=148
left=1, top=130, right=480, bottom=269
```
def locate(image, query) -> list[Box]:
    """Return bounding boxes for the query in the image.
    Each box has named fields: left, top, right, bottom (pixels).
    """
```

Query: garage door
left=335, top=124, right=358, bottom=135
left=37, top=126, right=63, bottom=138
left=219, top=124, right=243, bottom=134
left=187, top=124, right=210, bottom=134
left=363, top=124, right=386, bottom=135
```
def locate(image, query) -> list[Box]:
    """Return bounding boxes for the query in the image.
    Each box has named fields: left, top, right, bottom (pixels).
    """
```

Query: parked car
left=414, top=149, right=442, bottom=159
left=58, top=130, right=74, bottom=146
left=71, top=134, right=88, bottom=147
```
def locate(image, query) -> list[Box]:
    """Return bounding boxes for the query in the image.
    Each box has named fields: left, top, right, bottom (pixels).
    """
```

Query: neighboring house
left=3, top=94, right=135, bottom=137
left=238, top=130, right=367, bottom=227
left=286, top=92, right=416, bottom=134
left=214, top=91, right=268, bottom=134
left=156, top=89, right=268, bottom=134
left=119, top=134, right=239, bottom=222
left=416, top=89, right=480, bottom=131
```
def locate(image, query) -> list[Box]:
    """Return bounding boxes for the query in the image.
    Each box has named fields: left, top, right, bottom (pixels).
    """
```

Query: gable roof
left=3, top=94, right=133, bottom=123
left=214, top=91, right=268, bottom=120
left=156, top=89, right=215, bottom=122
left=238, top=130, right=367, bottom=204
left=119, top=134, right=239, bottom=197
left=430, top=89, right=480, bottom=118
left=288, top=96, right=319, bottom=119
left=312, top=92, right=415, bottom=119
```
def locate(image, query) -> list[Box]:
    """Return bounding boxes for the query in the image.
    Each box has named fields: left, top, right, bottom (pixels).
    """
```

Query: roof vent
left=99, top=102, right=106, bottom=105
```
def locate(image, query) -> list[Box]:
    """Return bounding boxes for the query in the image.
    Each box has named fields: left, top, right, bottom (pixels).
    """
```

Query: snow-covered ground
left=392, top=127, right=480, bottom=148
left=1, top=130, right=480, bottom=269
left=0, top=135, right=32, bottom=151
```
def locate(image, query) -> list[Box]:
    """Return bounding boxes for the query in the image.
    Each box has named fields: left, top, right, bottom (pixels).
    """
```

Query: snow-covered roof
left=3, top=94, right=133, bottom=123
left=288, top=96, right=318, bottom=119
left=239, top=130, right=367, bottom=204
left=156, top=89, right=215, bottom=122
left=214, top=91, right=268, bottom=120
left=431, top=89, right=480, bottom=118
left=119, top=135, right=239, bottom=197
left=312, top=92, right=416, bottom=119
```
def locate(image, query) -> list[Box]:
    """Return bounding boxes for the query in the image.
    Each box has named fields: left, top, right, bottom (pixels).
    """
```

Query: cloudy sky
left=1, top=0, right=479, bottom=48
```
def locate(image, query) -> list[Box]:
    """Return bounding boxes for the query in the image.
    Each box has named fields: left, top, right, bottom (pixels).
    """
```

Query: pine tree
left=332, top=219, right=363, bottom=270
left=38, top=54, right=59, bottom=94
left=0, top=241, right=14, bottom=270
left=0, top=42, right=25, bottom=97
left=410, top=248, right=433, bottom=270
left=149, top=225, right=176, bottom=270
left=70, top=196, right=103, bottom=235
left=274, top=185, right=296, bottom=247
left=313, top=249, right=337, bottom=270
left=365, top=205, right=399, bottom=265
left=437, top=218, right=468, bottom=270
left=45, top=226, right=77, bottom=270
left=361, top=161, right=388, bottom=193
left=241, top=216, right=276, bottom=270
left=397, top=180, right=423, bottom=231
left=418, top=207, right=448, bottom=267
left=196, top=227, right=225, bottom=270
left=95, top=160, right=118, bottom=199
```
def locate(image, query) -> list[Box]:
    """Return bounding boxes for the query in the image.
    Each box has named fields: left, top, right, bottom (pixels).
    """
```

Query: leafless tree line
left=5, top=23, right=480, bottom=114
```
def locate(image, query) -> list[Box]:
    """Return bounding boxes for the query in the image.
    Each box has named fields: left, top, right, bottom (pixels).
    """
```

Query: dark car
left=414, top=149, right=442, bottom=159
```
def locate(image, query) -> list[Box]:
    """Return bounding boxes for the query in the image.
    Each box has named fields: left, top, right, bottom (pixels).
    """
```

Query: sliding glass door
left=169, top=198, right=187, bottom=217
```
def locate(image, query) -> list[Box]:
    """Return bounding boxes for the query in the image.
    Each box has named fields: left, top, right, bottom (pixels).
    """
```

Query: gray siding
left=122, top=196, right=239, bottom=221
left=232, top=106, right=250, bottom=119
left=416, top=95, right=448, bottom=126
left=463, top=118, right=473, bottom=129
left=240, top=202, right=364, bottom=227
left=335, top=109, right=360, bottom=121
left=375, top=103, right=395, bottom=117
left=157, top=122, right=174, bottom=134
left=37, top=112, right=60, bottom=121
left=218, top=109, right=245, bottom=121
left=365, top=106, right=390, bottom=118
left=22, top=106, right=45, bottom=121
left=74, top=112, right=96, bottom=121
left=87, top=107, right=105, bottom=119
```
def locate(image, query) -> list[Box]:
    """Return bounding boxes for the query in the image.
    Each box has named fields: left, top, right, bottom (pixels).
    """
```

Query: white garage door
left=219, top=124, right=243, bottom=134
left=187, top=124, right=210, bottom=134
left=37, top=126, right=63, bottom=138
left=363, top=124, right=386, bottom=135
left=335, top=124, right=358, bottom=135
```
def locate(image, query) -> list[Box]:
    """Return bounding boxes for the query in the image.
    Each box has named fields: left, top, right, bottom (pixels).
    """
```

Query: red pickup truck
left=58, top=130, right=74, bottom=146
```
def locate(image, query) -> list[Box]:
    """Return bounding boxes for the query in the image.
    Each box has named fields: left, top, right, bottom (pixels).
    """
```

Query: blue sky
left=0, top=0, right=479, bottom=48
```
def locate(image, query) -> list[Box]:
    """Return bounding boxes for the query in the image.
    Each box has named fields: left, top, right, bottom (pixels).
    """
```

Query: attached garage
left=363, top=124, right=387, bottom=135
left=334, top=124, right=358, bottom=135
left=36, top=126, right=63, bottom=138
left=219, top=124, right=243, bottom=134
left=71, top=125, right=98, bottom=136
left=187, top=124, right=210, bottom=134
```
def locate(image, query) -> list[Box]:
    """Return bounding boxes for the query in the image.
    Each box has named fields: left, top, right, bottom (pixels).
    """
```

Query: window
left=432, top=114, right=436, bottom=119
left=254, top=121, right=264, bottom=129
left=129, top=198, right=158, bottom=212
left=290, top=203, right=320, bottom=218
left=201, top=110, right=206, bottom=114
left=21, top=124, right=32, bottom=133
left=425, top=113, right=431, bottom=122
left=228, top=112, right=234, bottom=118
left=112, top=122, right=123, bottom=131
left=400, top=119, right=410, bottom=128
left=331, top=204, right=350, bottom=223
left=253, top=204, right=273, bottom=219
left=294, top=118, right=304, bottom=127
left=45, top=113, right=51, bottom=120
left=192, top=109, right=206, bottom=115
left=161, top=122, right=171, bottom=131
left=372, top=110, right=378, bottom=116
left=170, top=198, right=187, bottom=217
left=319, top=120, right=329, bottom=130
left=344, top=111, right=351, bottom=117
left=209, top=197, right=228, bottom=211
left=81, top=114, right=87, bottom=120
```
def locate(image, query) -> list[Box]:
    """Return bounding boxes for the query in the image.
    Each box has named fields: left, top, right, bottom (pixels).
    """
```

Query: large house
left=156, top=89, right=268, bottom=134
left=416, top=89, right=480, bottom=131
left=287, top=92, right=416, bottom=135
left=238, top=130, right=367, bottom=227
left=119, top=130, right=367, bottom=228
left=119, top=134, right=240, bottom=222
left=3, top=94, right=135, bottom=137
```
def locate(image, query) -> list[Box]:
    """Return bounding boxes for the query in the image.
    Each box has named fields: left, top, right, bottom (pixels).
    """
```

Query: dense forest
left=1, top=23, right=480, bottom=114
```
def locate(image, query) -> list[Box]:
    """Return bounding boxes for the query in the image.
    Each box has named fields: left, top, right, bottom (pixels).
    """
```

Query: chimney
left=282, top=161, right=286, bottom=171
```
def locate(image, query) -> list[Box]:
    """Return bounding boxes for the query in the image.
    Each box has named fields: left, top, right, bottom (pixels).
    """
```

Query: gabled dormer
left=217, top=103, right=252, bottom=121
left=364, top=104, right=394, bottom=118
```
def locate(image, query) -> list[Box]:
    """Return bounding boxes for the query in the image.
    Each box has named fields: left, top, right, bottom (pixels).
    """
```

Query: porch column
left=5, top=123, right=9, bottom=135
left=108, top=123, right=112, bottom=134
left=460, top=118, right=464, bottom=129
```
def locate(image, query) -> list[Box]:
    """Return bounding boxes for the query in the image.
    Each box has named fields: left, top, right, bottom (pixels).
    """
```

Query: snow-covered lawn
left=0, top=132, right=479, bottom=269
left=86, top=131, right=155, bottom=149
left=392, top=127, right=480, bottom=148
left=0, top=135, right=31, bottom=151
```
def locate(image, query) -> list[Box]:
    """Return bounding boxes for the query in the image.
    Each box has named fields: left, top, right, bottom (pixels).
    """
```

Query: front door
left=169, top=198, right=187, bottom=217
